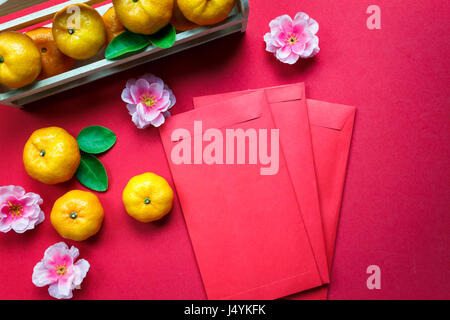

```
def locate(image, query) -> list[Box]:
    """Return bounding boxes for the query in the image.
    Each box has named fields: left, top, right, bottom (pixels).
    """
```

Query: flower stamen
left=140, top=92, right=158, bottom=107
left=8, top=201, right=23, bottom=217
left=56, top=264, right=66, bottom=276
left=287, top=33, right=298, bottom=45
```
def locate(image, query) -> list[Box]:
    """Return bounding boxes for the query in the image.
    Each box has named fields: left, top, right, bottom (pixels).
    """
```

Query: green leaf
left=77, top=126, right=117, bottom=154
left=76, top=153, right=108, bottom=192
left=148, top=24, right=176, bottom=48
left=105, top=31, right=151, bottom=60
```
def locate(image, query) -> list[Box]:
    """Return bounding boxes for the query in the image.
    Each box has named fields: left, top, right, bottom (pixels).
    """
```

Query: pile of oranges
left=0, top=0, right=236, bottom=89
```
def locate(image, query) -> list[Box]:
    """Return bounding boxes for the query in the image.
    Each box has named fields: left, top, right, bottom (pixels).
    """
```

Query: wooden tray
left=0, top=0, right=249, bottom=108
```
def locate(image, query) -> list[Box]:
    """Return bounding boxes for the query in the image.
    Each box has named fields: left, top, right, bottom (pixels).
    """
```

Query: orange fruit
left=171, top=1, right=198, bottom=31
left=23, top=127, right=81, bottom=185
left=177, top=0, right=236, bottom=26
left=26, top=27, right=75, bottom=80
left=51, top=190, right=104, bottom=241
left=112, top=0, right=174, bottom=35
left=52, top=3, right=106, bottom=60
left=102, top=6, right=125, bottom=44
left=122, top=173, right=174, bottom=223
left=0, top=31, right=41, bottom=88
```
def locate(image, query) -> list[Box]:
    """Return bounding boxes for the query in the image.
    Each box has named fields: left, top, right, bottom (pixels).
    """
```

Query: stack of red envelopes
left=159, top=83, right=355, bottom=300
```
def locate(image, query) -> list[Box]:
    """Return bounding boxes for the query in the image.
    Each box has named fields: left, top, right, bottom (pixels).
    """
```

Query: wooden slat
left=0, top=0, right=48, bottom=18
left=0, top=0, right=105, bottom=32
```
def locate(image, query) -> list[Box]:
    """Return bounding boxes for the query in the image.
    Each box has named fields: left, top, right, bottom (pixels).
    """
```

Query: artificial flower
left=121, top=74, right=176, bottom=129
left=0, top=185, right=44, bottom=233
left=32, top=242, right=90, bottom=299
left=264, top=12, right=320, bottom=64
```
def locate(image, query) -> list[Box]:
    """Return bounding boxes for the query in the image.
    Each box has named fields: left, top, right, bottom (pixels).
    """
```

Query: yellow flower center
left=140, top=93, right=157, bottom=107
left=8, top=201, right=23, bottom=217
left=287, top=34, right=298, bottom=45
left=56, top=264, right=66, bottom=276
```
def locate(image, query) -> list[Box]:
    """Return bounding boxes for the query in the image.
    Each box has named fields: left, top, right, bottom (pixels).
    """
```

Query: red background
left=0, top=0, right=449, bottom=299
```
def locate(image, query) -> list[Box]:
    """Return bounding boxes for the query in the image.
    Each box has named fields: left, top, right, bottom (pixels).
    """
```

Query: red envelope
left=159, top=91, right=323, bottom=299
left=193, top=84, right=330, bottom=285
left=193, top=84, right=356, bottom=300
left=290, top=98, right=356, bottom=300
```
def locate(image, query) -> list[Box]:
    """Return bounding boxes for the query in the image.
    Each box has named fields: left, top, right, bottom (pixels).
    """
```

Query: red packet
left=193, top=84, right=330, bottom=284
left=193, top=84, right=356, bottom=299
left=290, top=99, right=356, bottom=299
left=159, top=91, right=323, bottom=299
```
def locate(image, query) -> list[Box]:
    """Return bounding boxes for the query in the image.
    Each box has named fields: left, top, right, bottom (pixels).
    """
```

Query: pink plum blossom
left=0, top=185, right=44, bottom=233
left=121, top=74, right=176, bottom=128
left=264, top=12, right=320, bottom=64
left=32, top=242, right=90, bottom=299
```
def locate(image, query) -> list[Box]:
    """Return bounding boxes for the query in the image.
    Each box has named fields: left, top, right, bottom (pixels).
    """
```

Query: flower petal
left=73, top=259, right=90, bottom=286
left=0, top=219, right=12, bottom=233
left=125, top=78, right=136, bottom=90
left=0, top=203, right=11, bottom=233
left=300, top=35, right=320, bottom=58
left=121, top=88, right=135, bottom=104
left=165, top=87, right=176, bottom=109
left=131, top=111, right=146, bottom=129
left=58, top=276, right=74, bottom=297
left=23, top=205, right=39, bottom=220
left=43, top=242, right=69, bottom=263
left=293, top=12, right=309, bottom=24
left=292, top=41, right=306, bottom=55
left=294, top=12, right=319, bottom=35
left=282, top=52, right=301, bottom=65
left=276, top=45, right=292, bottom=60
left=269, top=17, right=283, bottom=36
left=142, top=74, right=164, bottom=88
left=32, top=262, right=56, bottom=287
left=37, top=209, right=45, bottom=225
left=127, top=103, right=137, bottom=115
left=19, top=192, right=42, bottom=207
left=148, top=82, right=164, bottom=99
left=274, top=31, right=288, bottom=47
left=68, top=245, right=80, bottom=261
left=150, top=114, right=166, bottom=127
left=48, top=282, right=73, bottom=299
left=264, top=33, right=279, bottom=53
left=156, top=91, right=171, bottom=112
left=292, top=24, right=305, bottom=37
left=0, top=185, right=25, bottom=203
left=137, top=103, right=160, bottom=122
left=11, top=217, right=30, bottom=233
left=130, top=79, right=150, bottom=102
left=277, top=14, right=293, bottom=34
